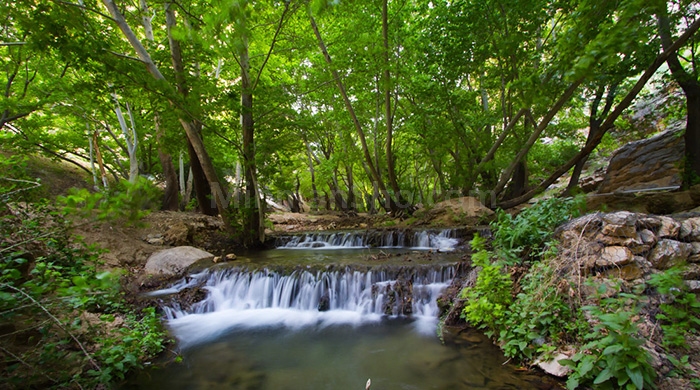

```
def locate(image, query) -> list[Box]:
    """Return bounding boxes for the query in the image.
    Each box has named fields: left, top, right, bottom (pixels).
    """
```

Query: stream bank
left=438, top=209, right=700, bottom=390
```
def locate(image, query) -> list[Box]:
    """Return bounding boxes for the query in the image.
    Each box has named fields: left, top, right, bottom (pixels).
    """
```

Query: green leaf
left=579, top=357, right=595, bottom=376
left=603, top=344, right=624, bottom=355
left=626, top=367, right=644, bottom=389
left=594, top=367, right=613, bottom=385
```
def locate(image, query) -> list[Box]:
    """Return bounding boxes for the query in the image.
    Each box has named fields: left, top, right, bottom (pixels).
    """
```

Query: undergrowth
left=460, top=195, right=700, bottom=389
left=1, top=156, right=167, bottom=388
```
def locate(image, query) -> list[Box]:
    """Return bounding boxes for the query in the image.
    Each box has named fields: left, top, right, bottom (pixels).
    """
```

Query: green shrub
left=58, top=177, right=160, bottom=225
left=460, top=234, right=513, bottom=334
left=561, top=293, right=655, bottom=390
left=498, top=259, right=584, bottom=360
left=648, top=266, right=700, bottom=348
left=492, top=196, right=585, bottom=263
left=1, top=183, right=167, bottom=388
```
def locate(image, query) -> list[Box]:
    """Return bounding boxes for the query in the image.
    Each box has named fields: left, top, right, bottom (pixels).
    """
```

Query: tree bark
left=155, top=114, right=179, bottom=210
left=565, top=84, right=617, bottom=194
left=239, top=20, right=265, bottom=245
left=658, top=9, right=700, bottom=187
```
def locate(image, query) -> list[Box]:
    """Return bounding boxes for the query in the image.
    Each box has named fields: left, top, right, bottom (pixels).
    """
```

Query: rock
left=603, top=263, right=643, bottom=281
left=145, top=233, right=165, bottom=245
left=164, top=222, right=191, bottom=246
left=680, top=217, right=700, bottom=241
left=144, top=246, right=214, bottom=276
left=597, top=128, right=683, bottom=194
left=596, top=246, right=634, bottom=267
left=639, top=229, right=657, bottom=245
left=685, top=280, right=700, bottom=293
left=691, top=243, right=700, bottom=262
left=580, top=167, right=605, bottom=193
left=649, top=239, right=693, bottom=270
left=682, top=264, right=700, bottom=280
left=535, top=353, right=572, bottom=377
left=225, top=253, right=237, bottom=261
left=657, top=216, right=681, bottom=239
left=597, top=234, right=645, bottom=253
left=601, top=212, right=638, bottom=238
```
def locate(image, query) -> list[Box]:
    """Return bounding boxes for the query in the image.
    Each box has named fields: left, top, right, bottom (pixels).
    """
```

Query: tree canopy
left=2, top=0, right=700, bottom=244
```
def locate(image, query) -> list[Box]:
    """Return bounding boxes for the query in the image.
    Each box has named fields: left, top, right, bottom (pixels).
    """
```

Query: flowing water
left=127, top=229, right=561, bottom=389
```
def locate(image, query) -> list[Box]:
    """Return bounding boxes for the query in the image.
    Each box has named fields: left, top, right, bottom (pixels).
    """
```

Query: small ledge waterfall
left=274, top=228, right=461, bottom=250
left=160, top=265, right=458, bottom=348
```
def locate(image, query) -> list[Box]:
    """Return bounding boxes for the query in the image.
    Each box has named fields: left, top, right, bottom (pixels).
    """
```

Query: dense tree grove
left=2, top=0, right=700, bottom=244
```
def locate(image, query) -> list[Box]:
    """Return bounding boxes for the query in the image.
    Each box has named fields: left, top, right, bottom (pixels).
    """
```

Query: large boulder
left=597, top=129, right=683, bottom=194
left=144, top=246, right=214, bottom=276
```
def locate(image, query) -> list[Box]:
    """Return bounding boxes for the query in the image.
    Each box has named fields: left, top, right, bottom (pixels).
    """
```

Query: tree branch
left=252, top=0, right=291, bottom=90
left=497, top=16, right=700, bottom=209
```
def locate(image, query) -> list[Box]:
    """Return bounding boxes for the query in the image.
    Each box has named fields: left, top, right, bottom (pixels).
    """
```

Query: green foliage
left=90, top=308, right=167, bottom=383
left=561, top=293, right=656, bottom=390
left=58, top=177, right=160, bottom=225
left=648, top=266, right=700, bottom=348
left=460, top=234, right=513, bottom=333
left=498, top=260, right=584, bottom=360
left=0, top=154, right=43, bottom=202
left=461, top=197, right=584, bottom=336
left=492, top=196, right=585, bottom=262
left=1, top=189, right=167, bottom=388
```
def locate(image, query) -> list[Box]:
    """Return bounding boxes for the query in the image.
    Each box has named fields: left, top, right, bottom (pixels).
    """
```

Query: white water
left=161, top=266, right=455, bottom=348
left=277, top=229, right=460, bottom=251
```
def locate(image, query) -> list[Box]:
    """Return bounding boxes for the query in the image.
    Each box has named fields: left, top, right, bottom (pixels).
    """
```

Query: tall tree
left=657, top=2, right=700, bottom=187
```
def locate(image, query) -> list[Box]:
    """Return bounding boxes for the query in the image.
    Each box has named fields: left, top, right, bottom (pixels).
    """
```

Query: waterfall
left=275, top=229, right=461, bottom=250
left=158, top=265, right=456, bottom=347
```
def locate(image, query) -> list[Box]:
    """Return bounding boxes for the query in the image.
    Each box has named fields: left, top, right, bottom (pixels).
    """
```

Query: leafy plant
left=460, top=234, right=513, bottom=334
left=498, top=260, right=583, bottom=360
left=492, top=196, right=585, bottom=263
left=648, top=266, right=700, bottom=348
left=58, top=177, right=160, bottom=225
left=1, top=182, right=168, bottom=388
left=561, top=293, right=656, bottom=390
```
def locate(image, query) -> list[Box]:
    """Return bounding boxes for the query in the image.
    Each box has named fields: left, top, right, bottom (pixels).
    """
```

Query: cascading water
left=159, top=265, right=456, bottom=348
left=132, top=238, right=560, bottom=389
left=275, top=228, right=461, bottom=250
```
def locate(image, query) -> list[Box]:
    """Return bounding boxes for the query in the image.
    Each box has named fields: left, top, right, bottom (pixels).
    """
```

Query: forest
left=2, top=0, right=699, bottom=245
left=4, top=1, right=700, bottom=389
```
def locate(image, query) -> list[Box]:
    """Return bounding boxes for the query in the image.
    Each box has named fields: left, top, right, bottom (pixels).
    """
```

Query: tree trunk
left=117, top=96, right=139, bottom=183
left=658, top=9, right=700, bottom=187
left=303, top=138, right=320, bottom=211
left=240, top=27, right=265, bottom=245
left=493, top=79, right=584, bottom=197
left=92, top=131, right=109, bottom=189
left=382, top=0, right=407, bottom=211
left=155, top=115, right=179, bottom=210
left=102, top=0, right=232, bottom=227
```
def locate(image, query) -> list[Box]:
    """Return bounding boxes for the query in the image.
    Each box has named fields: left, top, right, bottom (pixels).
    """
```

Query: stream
left=126, top=229, right=561, bottom=389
